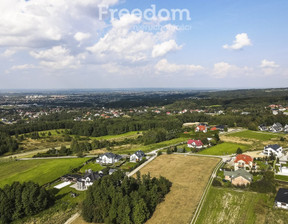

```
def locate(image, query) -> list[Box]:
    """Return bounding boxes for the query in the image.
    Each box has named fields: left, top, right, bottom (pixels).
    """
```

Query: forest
left=82, top=171, right=172, bottom=224
left=0, top=181, right=54, bottom=224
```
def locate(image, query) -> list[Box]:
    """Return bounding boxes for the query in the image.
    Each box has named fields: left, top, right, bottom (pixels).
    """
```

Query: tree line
left=82, top=171, right=172, bottom=224
left=0, top=181, right=54, bottom=224
left=0, top=132, right=18, bottom=155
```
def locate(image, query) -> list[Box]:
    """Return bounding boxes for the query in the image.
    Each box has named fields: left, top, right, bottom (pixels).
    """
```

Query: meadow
left=227, top=130, right=284, bottom=141
left=136, top=154, right=220, bottom=224
left=196, top=187, right=288, bottom=224
left=198, top=142, right=250, bottom=155
left=0, top=158, right=90, bottom=187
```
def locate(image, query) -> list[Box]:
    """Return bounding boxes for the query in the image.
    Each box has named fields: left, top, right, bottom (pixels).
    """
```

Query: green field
left=196, top=187, right=288, bottom=224
left=275, top=175, right=288, bottom=182
left=0, top=158, right=90, bottom=188
left=227, top=130, right=283, bottom=141
left=119, top=137, right=187, bottom=154
left=79, top=162, right=103, bottom=173
left=198, top=142, right=250, bottom=155
left=92, top=131, right=141, bottom=140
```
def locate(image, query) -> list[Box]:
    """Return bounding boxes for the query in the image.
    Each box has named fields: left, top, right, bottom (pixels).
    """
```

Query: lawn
left=0, top=158, right=90, bottom=188
left=275, top=175, right=288, bottom=182
left=196, top=187, right=288, bottom=224
left=136, top=154, right=220, bottom=224
left=198, top=142, right=250, bottom=155
left=227, top=130, right=284, bottom=141
left=90, top=131, right=141, bottom=141
left=79, top=162, right=103, bottom=173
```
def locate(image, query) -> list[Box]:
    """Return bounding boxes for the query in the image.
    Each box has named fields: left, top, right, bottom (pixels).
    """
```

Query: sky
left=0, top=0, right=287, bottom=89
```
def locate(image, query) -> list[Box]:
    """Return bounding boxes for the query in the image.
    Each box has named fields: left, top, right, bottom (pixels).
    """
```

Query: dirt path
left=64, top=212, right=80, bottom=224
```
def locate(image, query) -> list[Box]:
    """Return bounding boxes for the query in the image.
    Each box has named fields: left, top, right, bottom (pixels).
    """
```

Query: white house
left=234, top=154, right=254, bottom=171
left=130, top=150, right=145, bottom=162
left=258, top=124, right=268, bottom=131
left=187, top=139, right=204, bottom=149
left=263, top=144, right=283, bottom=157
left=96, top=152, right=122, bottom=164
left=275, top=188, right=288, bottom=210
left=76, top=170, right=102, bottom=191
left=270, top=123, right=283, bottom=132
left=279, top=165, right=288, bottom=175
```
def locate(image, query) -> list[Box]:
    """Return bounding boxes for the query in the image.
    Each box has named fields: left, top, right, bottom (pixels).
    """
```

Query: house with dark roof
left=187, top=139, right=204, bottom=149
left=263, top=144, right=283, bottom=157
left=270, top=123, right=283, bottom=133
left=76, top=170, right=102, bottom=191
left=224, top=169, right=253, bottom=186
left=234, top=154, right=254, bottom=170
left=258, top=124, right=268, bottom=131
left=96, top=152, right=122, bottom=164
left=130, top=150, right=145, bottom=162
left=275, top=188, right=288, bottom=210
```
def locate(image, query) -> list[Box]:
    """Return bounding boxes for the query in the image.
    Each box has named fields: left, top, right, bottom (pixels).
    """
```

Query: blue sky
left=0, top=0, right=287, bottom=89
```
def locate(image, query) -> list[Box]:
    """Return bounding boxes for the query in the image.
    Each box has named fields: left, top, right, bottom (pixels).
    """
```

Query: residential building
left=275, top=188, right=288, bottom=210
left=76, top=170, right=102, bottom=191
left=96, top=152, right=122, bottom=164
left=234, top=154, right=254, bottom=170
left=130, top=150, right=145, bottom=162
left=258, top=124, right=268, bottom=131
left=270, top=123, right=283, bottom=132
left=224, top=169, right=253, bottom=186
left=263, top=144, right=283, bottom=157
left=187, top=139, right=204, bottom=149
left=195, top=125, right=207, bottom=133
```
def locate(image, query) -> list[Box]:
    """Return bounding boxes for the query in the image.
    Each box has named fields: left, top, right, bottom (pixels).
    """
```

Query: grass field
left=196, top=187, right=288, bottom=224
left=136, top=154, right=220, bottom=224
left=0, top=158, right=90, bottom=188
left=275, top=175, right=288, bottom=182
left=227, top=130, right=284, bottom=141
left=92, top=131, right=141, bottom=140
left=79, top=162, right=103, bottom=173
left=198, top=142, right=250, bottom=155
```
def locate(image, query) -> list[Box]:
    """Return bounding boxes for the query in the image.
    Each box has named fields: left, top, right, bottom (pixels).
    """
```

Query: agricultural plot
left=198, top=142, right=250, bottom=155
left=196, top=187, right=288, bottom=224
left=227, top=130, right=284, bottom=141
left=0, top=158, right=90, bottom=187
left=137, top=154, right=220, bottom=224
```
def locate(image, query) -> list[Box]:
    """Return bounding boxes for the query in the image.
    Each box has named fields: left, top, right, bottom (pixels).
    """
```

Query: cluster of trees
left=82, top=171, right=172, bottom=224
left=142, top=128, right=179, bottom=145
left=33, top=145, right=72, bottom=158
left=250, top=171, right=276, bottom=193
left=0, top=132, right=18, bottom=156
left=0, top=181, right=54, bottom=223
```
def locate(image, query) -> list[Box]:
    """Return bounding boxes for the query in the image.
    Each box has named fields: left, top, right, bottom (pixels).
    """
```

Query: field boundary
left=190, top=159, right=223, bottom=224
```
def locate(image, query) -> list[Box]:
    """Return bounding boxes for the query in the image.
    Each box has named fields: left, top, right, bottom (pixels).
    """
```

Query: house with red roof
left=187, top=139, right=203, bottom=149
left=234, top=154, right=254, bottom=171
left=210, top=127, right=218, bottom=131
left=195, top=125, right=207, bottom=133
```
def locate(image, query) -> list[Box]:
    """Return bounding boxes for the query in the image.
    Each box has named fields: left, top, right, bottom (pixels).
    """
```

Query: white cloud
left=74, top=32, right=91, bottom=42
left=155, top=59, right=204, bottom=74
left=152, top=40, right=182, bottom=58
left=30, top=46, right=84, bottom=69
left=11, top=64, right=36, bottom=70
left=1, top=49, right=16, bottom=57
left=260, top=59, right=279, bottom=68
left=223, top=33, right=252, bottom=50
left=213, top=62, right=238, bottom=78
left=0, top=0, right=118, bottom=48
left=212, top=62, right=254, bottom=78
left=87, top=14, right=181, bottom=64
left=260, top=59, right=280, bottom=75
